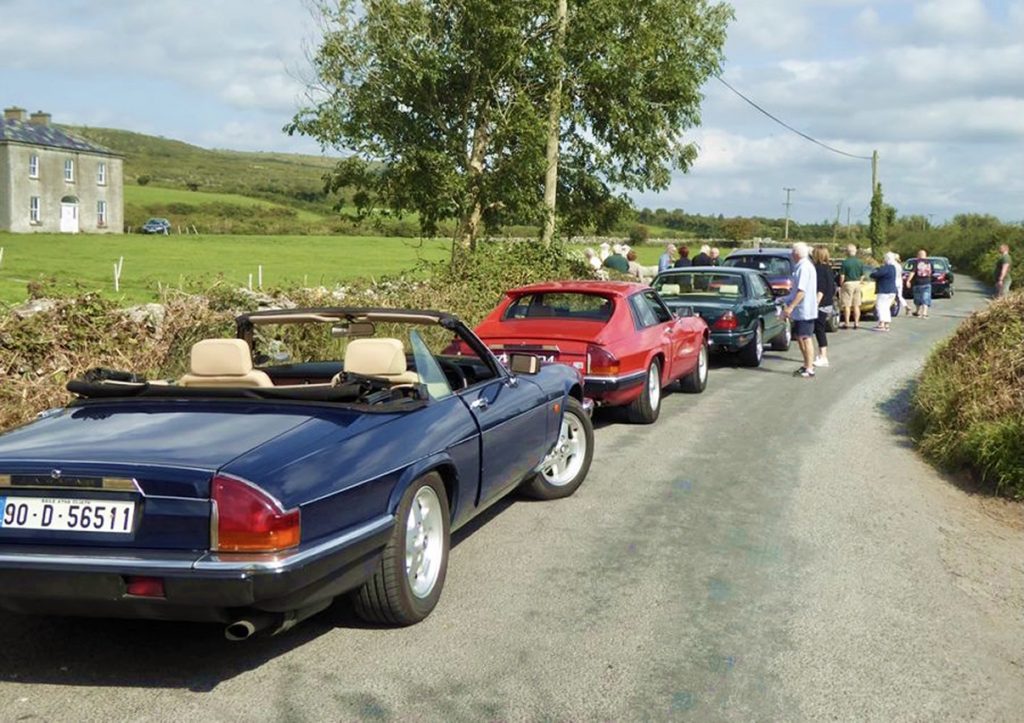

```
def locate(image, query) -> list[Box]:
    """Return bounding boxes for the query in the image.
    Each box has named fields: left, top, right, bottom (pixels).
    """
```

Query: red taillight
left=586, top=344, right=620, bottom=375
left=713, top=311, right=739, bottom=330
left=212, top=474, right=300, bottom=553
left=125, top=576, right=165, bottom=598
left=772, top=280, right=792, bottom=292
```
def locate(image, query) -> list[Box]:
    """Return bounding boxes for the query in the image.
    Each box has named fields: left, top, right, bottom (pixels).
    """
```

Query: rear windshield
left=654, top=272, right=747, bottom=299
left=724, top=255, right=792, bottom=276
left=503, top=292, right=614, bottom=322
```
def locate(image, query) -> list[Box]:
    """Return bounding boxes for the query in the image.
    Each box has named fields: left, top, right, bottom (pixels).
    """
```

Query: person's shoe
left=840, top=323, right=848, bottom=330
left=793, top=366, right=815, bottom=378
left=814, top=356, right=830, bottom=367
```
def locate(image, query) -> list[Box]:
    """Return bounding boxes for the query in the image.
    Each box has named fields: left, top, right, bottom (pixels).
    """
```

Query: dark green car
left=653, top=267, right=791, bottom=367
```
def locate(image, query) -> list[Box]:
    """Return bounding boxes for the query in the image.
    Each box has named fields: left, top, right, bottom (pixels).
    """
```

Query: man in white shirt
left=781, top=242, right=819, bottom=378
left=658, top=244, right=677, bottom=274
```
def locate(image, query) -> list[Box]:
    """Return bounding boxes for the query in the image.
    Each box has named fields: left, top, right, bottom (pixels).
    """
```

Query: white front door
left=60, top=203, right=79, bottom=233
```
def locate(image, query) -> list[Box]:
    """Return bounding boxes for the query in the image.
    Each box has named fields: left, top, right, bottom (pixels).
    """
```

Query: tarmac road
left=1, top=277, right=1022, bottom=721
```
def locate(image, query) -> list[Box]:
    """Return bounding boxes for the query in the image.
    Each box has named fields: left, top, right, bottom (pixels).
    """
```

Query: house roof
left=0, top=119, right=118, bottom=156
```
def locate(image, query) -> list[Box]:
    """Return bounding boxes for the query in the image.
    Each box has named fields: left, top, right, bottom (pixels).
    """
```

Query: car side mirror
left=509, top=353, right=540, bottom=375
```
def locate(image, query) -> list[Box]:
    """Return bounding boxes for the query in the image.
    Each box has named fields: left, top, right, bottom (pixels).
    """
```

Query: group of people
left=658, top=243, right=721, bottom=273
left=583, top=242, right=646, bottom=280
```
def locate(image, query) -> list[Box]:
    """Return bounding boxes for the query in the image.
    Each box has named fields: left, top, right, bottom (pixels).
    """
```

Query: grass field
left=124, top=186, right=326, bottom=223
left=0, top=233, right=452, bottom=305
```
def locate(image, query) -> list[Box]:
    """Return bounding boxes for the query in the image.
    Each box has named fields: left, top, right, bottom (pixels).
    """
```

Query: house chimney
left=29, top=111, right=51, bottom=126
left=3, top=107, right=27, bottom=122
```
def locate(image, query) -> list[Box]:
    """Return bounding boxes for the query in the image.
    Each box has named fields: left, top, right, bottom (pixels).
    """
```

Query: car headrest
left=344, top=338, right=407, bottom=376
left=659, top=284, right=681, bottom=296
left=189, top=339, right=255, bottom=377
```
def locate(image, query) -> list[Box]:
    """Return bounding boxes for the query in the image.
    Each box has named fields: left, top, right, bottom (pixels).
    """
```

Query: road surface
left=1, top=277, right=1022, bottom=721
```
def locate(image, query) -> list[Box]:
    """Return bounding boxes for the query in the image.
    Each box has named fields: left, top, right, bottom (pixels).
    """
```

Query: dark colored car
left=902, top=257, right=955, bottom=298
left=140, top=218, right=171, bottom=235
left=0, top=308, right=594, bottom=637
left=724, top=248, right=839, bottom=331
left=653, top=267, right=791, bottom=367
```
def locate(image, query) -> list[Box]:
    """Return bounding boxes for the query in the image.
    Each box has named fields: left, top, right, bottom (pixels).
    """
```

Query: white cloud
left=913, top=0, right=990, bottom=38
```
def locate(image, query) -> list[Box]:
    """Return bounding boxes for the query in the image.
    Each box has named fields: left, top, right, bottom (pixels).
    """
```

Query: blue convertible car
left=0, top=308, right=593, bottom=638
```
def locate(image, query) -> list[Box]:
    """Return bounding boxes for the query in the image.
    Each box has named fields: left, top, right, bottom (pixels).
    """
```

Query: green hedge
left=911, top=293, right=1024, bottom=498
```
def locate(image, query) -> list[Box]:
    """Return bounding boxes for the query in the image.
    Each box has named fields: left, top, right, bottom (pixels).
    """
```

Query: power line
left=715, top=75, right=874, bottom=162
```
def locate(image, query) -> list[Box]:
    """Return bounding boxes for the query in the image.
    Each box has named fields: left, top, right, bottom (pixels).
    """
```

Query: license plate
left=0, top=496, right=136, bottom=534
left=496, top=351, right=556, bottom=366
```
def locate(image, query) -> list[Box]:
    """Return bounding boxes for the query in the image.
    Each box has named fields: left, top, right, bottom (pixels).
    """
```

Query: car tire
left=627, top=359, right=662, bottom=424
left=523, top=397, right=594, bottom=500
left=679, top=339, right=708, bottom=393
left=739, top=323, right=763, bottom=367
left=352, top=472, right=450, bottom=626
left=770, top=319, right=792, bottom=351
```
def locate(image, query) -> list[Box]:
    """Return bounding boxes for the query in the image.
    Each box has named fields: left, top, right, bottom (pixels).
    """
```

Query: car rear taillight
left=586, top=345, right=620, bottom=375
left=713, top=311, right=739, bottom=331
left=125, top=576, right=165, bottom=598
left=212, top=474, right=300, bottom=553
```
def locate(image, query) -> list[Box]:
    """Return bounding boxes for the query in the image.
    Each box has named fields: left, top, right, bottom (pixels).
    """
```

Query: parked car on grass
left=0, top=307, right=593, bottom=637
left=653, top=267, right=790, bottom=367
left=140, top=218, right=171, bottom=235
left=902, top=256, right=955, bottom=298
left=474, top=281, right=709, bottom=424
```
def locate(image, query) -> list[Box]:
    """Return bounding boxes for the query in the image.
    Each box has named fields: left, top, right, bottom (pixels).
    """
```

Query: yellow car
left=832, top=262, right=901, bottom=320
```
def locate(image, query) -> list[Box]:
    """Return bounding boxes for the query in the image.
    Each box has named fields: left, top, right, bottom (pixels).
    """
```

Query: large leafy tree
left=289, top=0, right=732, bottom=251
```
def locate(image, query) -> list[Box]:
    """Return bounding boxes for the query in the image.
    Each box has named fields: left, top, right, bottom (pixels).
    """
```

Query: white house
left=0, top=106, right=124, bottom=234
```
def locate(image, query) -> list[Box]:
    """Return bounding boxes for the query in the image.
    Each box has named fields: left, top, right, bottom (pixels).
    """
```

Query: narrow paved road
left=1, top=278, right=1022, bottom=721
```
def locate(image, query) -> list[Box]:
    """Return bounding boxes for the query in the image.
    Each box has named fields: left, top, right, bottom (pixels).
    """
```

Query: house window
left=97, top=162, right=106, bottom=185
left=64, top=159, right=75, bottom=182
left=97, top=200, right=107, bottom=227
left=30, top=197, right=41, bottom=224
left=29, top=155, right=39, bottom=178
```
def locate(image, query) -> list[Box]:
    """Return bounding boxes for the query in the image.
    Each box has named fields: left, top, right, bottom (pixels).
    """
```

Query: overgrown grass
left=125, top=186, right=326, bottom=223
left=0, top=233, right=452, bottom=305
left=911, top=293, right=1024, bottom=499
left=0, top=242, right=594, bottom=431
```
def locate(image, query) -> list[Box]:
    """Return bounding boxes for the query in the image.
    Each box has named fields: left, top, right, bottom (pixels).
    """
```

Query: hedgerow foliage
left=0, top=242, right=593, bottom=431
left=911, top=293, right=1024, bottom=499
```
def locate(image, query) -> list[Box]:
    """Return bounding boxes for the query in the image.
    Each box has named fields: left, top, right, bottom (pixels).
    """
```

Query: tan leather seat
left=178, top=339, right=273, bottom=388
left=342, top=338, right=420, bottom=385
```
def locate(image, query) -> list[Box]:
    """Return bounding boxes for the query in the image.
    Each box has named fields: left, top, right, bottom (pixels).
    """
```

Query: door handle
left=470, top=398, right=489, bottom=411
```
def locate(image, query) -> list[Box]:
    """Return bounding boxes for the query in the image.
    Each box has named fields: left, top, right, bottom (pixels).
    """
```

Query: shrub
left=911, top=293, right=1024, bottom=498
left=0, top=243, right=595, bottom=431
left=136, top=175, right=151, bottom=186
left=628, top=224, right=651, bottom=246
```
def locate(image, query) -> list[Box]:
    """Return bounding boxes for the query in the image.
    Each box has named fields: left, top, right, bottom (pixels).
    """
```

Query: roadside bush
left=911, top=293, right=1024, bottom=498
left=628, top=224, right=651, bottom=245
left=0, top=242, right=594, bottom=431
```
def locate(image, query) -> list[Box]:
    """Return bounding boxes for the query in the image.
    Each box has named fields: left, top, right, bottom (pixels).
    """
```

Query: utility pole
left=783, top=187, right=796, bottom=240
left=871, top=150, right=879, bottom=191
left=846, top=206, right=852, bottom=238
left=832, top=201, right=842, bottom=242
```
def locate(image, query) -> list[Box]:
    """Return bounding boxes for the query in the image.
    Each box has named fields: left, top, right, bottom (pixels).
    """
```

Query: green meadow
left=0, top=233, right=452, bottom=305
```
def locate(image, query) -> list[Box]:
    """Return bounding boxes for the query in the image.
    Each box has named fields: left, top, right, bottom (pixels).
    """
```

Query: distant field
left=124, top=186, right=325, bottom=223
left=0, top=233, right=451, bottom=305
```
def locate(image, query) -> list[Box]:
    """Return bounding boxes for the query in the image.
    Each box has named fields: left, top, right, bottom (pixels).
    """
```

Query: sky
left=2, top=0, right=1022, bottom=225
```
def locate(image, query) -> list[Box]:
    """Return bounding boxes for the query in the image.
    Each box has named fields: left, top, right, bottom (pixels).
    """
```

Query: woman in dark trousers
left=812, top=245, right=836, bottom=367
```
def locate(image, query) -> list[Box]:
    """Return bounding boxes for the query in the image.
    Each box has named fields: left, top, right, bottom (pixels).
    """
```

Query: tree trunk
left=455, top=121, right=490, bottom=253
left=540, top=0, right=568, bottom=247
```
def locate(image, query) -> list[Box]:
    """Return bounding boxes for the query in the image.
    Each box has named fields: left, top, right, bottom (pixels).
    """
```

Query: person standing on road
left=995, top=243, right=1013, bottom=297
left=812, top=245, right=835, bottom=368
left=603, top=245, right=629, bottom=273
left=909, top=249, right=933, bottom=318
left=626, top=250, right=645, bottom=281
left=692, top=244, right=712, bottom=266
left=781, top=242, right=819, bottom=378
left=870, top=252, right=899, bottom=331
left=709, top=247, right=721, bottom=266
left=674, top=246, right=692, bottom=268
left=658, top=244, right=677, bottom=274
left=838, top=244, right=865, bottom=330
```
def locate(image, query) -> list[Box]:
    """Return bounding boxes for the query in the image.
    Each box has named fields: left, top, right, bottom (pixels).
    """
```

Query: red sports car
left=474, top=281, right=709, bottom=423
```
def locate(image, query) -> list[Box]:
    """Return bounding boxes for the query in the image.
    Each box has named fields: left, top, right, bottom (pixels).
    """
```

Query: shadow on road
left=0, top=499, right=524, bottom=694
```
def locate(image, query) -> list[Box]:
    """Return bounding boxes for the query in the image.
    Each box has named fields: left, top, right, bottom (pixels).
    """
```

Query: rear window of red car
left=503, top=292, right=614, bottom=322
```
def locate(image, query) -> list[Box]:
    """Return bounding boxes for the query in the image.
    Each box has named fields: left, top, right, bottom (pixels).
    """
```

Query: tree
left=720, top=217, right=759, bottom=242
left=868, top=183, right=886, bottom=253
left=289, top=0, right=732, bottom=252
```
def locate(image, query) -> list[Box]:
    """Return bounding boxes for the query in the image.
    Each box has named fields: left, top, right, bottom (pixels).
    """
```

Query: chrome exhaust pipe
left=224, top=613, right=277, bottom=641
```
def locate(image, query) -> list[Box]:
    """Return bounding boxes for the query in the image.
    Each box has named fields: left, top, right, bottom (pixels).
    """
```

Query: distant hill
left=63, top=126, right=339, bottom=215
